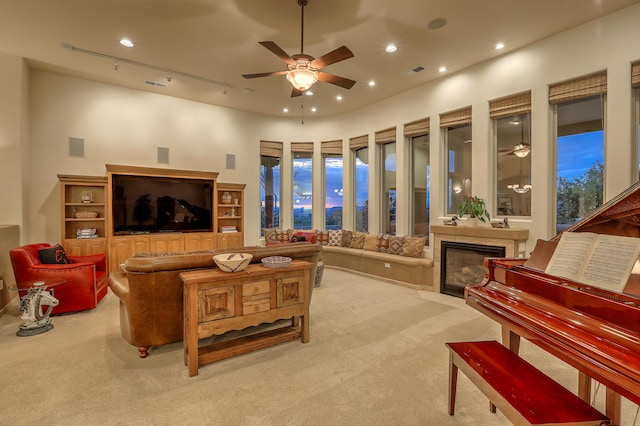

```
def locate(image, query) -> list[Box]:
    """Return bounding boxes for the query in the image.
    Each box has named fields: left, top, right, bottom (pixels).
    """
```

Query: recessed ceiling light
left=283, top=108, right=289, bottom=113
left=305, top=90, right=313, bottom=96
left=368, top=80, right=376, bottom=87
left=336, top=95, right=343, bottom=101
left=495, top=42, right=505, bottom=50
left=311, top=107, right=317, bottom=112
left=120, top=39, right=134, bottom=48
left=385, top=44, right=397, bottom=53
left=439, top=66, right=447, bottom=73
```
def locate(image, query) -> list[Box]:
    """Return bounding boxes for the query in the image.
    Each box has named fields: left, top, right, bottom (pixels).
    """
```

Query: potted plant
left=457, top=195, right=491, bottom=223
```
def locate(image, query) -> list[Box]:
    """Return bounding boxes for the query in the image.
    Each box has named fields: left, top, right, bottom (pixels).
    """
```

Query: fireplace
left=440, top=241, right=505, bottom=298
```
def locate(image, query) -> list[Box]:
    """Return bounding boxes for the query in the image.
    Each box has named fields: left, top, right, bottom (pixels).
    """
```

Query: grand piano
left=465, top=181, right=640, bottom=425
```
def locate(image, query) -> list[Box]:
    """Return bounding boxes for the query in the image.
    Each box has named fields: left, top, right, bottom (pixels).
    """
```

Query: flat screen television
left=112, top=174, right=213, bottom=235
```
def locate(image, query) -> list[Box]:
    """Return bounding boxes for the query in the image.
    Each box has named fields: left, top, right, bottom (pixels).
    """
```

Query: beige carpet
left=0, top=268, right=637, bottom=425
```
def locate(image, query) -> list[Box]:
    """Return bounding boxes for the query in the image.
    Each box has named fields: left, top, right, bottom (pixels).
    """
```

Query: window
left=491, top=93, right=532, bottom=217
left=260, top=141, right=282, bottom=234
left=633, top=63, right=640, bottom=179
left=410, top=135, right=430, bottom=237
left=351, top=135, right=369, bottom=232
left=376, top=127, right=396, bottom=235
left=406, top=118, right=430, bottom=241
left=292, top=143, right=314, bottom=230
left=550, top=72, right=606, bottom=233
left=322, top=140, right=343, bottom=230
left=441, top=107, right=472, bottom=216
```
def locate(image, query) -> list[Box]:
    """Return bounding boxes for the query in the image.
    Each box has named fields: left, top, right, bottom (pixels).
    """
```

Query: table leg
left=605, top=388, right=621, bottom=426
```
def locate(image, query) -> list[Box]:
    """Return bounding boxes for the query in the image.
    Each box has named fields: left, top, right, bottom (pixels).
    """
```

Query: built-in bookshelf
left=215, top=183, right=245, bottom=248
left=58, top=174, right=108, bottom=256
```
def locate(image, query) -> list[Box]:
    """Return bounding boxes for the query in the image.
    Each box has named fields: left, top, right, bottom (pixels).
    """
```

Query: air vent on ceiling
left=145, top=80, right=168, bottom=88
left=412, top=66, right=425, bottom=73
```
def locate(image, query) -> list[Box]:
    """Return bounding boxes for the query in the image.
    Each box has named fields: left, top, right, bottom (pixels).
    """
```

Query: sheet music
left=545, top=232, right=640, bottom=292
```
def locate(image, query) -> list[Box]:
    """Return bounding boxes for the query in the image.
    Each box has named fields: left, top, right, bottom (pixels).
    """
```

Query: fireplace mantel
left=431, top=225, right=529, bottom=293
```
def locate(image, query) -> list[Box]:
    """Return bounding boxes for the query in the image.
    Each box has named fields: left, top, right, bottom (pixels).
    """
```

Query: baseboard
left=0, top=294, right=19, bottom=317
left=323, top=265, right=430, bottom=291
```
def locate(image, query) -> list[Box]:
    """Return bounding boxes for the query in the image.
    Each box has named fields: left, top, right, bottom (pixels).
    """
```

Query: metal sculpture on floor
left=16, top=283, right=59, bottom=336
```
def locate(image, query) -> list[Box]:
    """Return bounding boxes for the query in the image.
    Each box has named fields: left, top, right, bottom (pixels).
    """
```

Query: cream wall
left=0, top=53, right=28, bottom=235
left=4, top=3, right=640, bottom=253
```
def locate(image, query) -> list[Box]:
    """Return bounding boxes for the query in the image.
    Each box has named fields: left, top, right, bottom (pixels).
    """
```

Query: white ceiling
left=1, top=0, right=638, bottom=118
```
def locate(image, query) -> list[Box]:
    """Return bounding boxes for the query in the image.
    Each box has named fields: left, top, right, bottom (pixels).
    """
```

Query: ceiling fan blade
left=310, top=46, right=354, bottom=69
left=317, top=71, right=356, bottom=89
left=291, top=88, right=303, bottom=97
left=242, top=71, right=287, bottom=79
left=259, top=41, right=296, bottom=66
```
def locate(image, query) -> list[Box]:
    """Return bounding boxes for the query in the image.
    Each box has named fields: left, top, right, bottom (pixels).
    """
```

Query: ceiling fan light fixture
left=286, top=67, right=318, bottom=91
left=512, top=143, right=531, bottom=158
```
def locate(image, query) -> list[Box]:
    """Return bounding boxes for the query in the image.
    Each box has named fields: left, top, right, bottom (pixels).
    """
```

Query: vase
left=221, top=191, right=232, bottom=204
left=465, top=217, right=479, bottom=227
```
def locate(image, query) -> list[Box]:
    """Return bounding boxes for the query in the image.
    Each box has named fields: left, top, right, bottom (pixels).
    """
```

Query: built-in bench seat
left=446, top=340, right=610, bottom=426
left=321, top=245, right=432, bottom=289
left=264, top=229, right=433, bottom=290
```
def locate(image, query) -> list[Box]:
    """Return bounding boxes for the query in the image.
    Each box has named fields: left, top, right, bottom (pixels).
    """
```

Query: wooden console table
left=180, top=260, right=313, bottom=376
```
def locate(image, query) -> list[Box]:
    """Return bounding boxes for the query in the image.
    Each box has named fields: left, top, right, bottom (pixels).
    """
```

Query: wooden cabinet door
left=150, top=235, right=184, bottom=253
left=109, top=237, right=133, bottom=271
left=85, top=238, right=106, bottom=255
left=200, top=234, right=217, bottom=250
left=64, top=239, right=84, bottom=257
left=131, top=236, right=150, bottom=254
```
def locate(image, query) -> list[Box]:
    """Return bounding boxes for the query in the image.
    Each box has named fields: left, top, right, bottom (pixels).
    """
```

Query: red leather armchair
left=10, top=243, right=108, bottom=314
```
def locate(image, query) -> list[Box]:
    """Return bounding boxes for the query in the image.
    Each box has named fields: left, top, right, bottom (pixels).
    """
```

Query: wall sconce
left=453, top=186, right=462, bottom=194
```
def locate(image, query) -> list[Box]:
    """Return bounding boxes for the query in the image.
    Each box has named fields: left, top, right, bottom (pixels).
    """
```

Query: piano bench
left=446, top=341, right=610, bottom=426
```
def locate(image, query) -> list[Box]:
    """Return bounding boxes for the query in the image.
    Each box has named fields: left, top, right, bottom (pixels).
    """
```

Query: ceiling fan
left=242, top=0, right=356, bottom=97
left=499, top=116, right=531, bottom=158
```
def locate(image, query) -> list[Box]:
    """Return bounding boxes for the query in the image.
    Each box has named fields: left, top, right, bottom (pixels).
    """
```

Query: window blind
left=349, top=135, right=369, bottom=150
left=260, top=140, right=283, bottom=158
left=440, top=107, right=472, bottom=128
left=549, top=71, right=607, bottom=104
left=404, top=118, right=430, bottom=137
left=291, top=142, right=314, bottom=153
left=489, top=91, right=531, bottom=119
left=321, top=140, right=343, bottom=154
left=632, top=63, right=640, bottom=88
left=375, top=127, right=396, bottom=144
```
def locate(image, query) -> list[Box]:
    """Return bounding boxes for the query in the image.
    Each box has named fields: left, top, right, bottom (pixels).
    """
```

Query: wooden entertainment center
left=58, top=165, right=245, bottom=272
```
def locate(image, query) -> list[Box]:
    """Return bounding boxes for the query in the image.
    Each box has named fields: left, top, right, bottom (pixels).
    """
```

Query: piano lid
left=553, top=179, right=640, bottom=240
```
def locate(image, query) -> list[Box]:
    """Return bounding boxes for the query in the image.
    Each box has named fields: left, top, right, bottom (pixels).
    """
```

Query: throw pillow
left=290, top=234, right=306, bottom=243
left=276, top=229, right=290, bottom=244
left=264, top=228, right=278, bottom=245
left=341, top=230, right=353, bottom=247
left=401, top=236, right=427, bottom=258
left=363, top=233, right=378, bottom=251
left=316, top=230, right=329, bottom=245
left=376, top=234, right=390, bottom=253
left=387, top=236, right=406, bottom=255
left=349, top=231, right=365, bottom=249
left=295, top=231, right=317, bottom=244
left=327, top=230, right=343, bottom=246
left=38, top=244, right=72, bottom=264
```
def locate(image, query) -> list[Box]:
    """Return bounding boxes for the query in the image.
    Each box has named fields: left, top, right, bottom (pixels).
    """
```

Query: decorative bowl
left=261, top=256, right=292, bottom=268
left=213, top=253, right=253, bottom=272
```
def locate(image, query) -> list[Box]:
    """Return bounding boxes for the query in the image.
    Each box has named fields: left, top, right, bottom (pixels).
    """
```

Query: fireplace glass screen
left=441, top=241, right=505, bottom=298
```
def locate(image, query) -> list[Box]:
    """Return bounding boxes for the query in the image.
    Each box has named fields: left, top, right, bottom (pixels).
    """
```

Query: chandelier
left=512, top=143, right=530, bottom=158
left=507, top=184, right=532, bottom=193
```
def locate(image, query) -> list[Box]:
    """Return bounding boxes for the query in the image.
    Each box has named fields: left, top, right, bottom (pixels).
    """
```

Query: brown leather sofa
left=108, top=242, right=322, bottom=358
